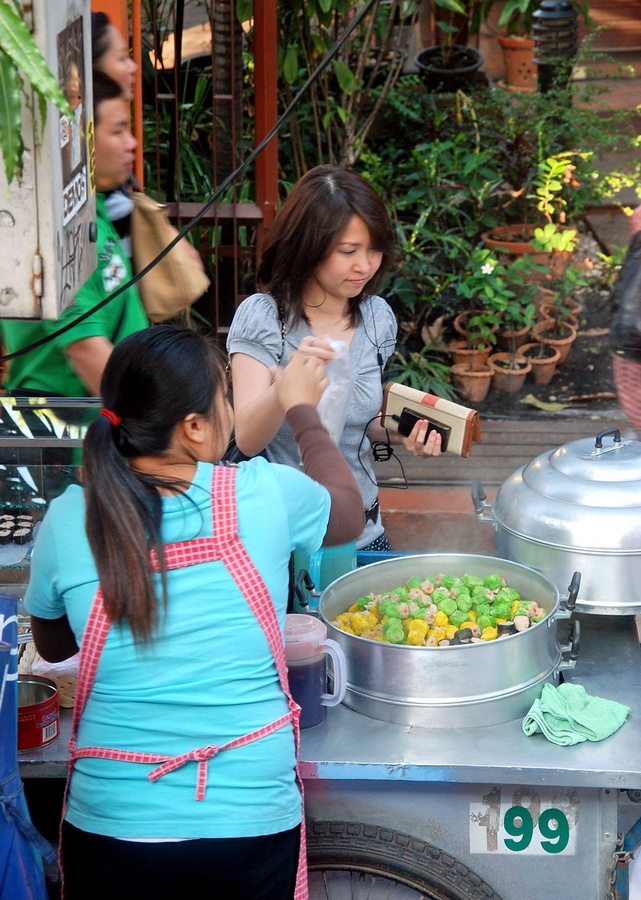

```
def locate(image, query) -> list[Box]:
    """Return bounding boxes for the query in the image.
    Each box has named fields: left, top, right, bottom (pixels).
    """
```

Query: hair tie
left=100, top=408, right=121, bottom=426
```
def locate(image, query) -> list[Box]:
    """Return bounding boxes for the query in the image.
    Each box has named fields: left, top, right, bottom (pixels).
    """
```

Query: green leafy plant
left=251, top=0, right=420, bottom=177
left=0, top=0, right=72, bottom=184
left=431, top=0, right=488, bottom=66
left=487, top=0, right=592, bottom=37
left=528, top=152, right=584, bottom=252
left=386, top=343, right=457, bottom=399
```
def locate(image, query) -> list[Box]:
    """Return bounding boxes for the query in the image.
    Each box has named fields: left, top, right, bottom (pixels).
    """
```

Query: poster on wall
left=58, top=17, right=88, bottom=227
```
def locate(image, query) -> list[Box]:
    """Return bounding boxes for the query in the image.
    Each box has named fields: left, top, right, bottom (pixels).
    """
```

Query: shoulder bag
left=130, top=191, right=210, bottom=323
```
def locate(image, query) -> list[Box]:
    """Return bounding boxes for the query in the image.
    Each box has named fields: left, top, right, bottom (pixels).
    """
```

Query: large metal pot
left=474, top=427, right=641, bottom=615
left=318, top=553, right=578, bottom=728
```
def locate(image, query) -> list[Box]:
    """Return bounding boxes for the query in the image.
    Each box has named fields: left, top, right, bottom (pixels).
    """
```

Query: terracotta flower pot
left=496, top=323, right=532, bottom=353
left=450, top=363, right=493, bottom=403
left=531, top=320, right=577, bottom=365
left=449, top=339, right=492, bottom=368
left=534, top=285, right=554, bottom=314
left=487, top=352, right=532, bottom=393
left=538, top=302, right=579, bottom=327
left=481, top=224, right=574, bottom=280
left=520, top=341, right=561, bottom=385
left=498, top=35, right=536, bottom=92
left=453, top=310, right=499, bottom=344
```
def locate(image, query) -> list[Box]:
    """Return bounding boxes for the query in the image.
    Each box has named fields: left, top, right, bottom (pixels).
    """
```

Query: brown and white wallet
left=380, top=382, right=482, bottom=458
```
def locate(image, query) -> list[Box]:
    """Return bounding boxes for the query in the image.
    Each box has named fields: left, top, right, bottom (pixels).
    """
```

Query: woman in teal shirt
left=26, top=325, right=363, bottom=899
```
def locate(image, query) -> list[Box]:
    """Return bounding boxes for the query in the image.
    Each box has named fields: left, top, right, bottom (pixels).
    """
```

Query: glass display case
left=0, top=396, right=101, bottom=626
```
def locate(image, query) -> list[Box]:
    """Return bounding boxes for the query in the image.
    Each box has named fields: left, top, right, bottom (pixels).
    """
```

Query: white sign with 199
left=470, top=786, right=579, bottom=855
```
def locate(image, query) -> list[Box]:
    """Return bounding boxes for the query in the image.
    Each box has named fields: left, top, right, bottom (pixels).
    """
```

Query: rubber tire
left=307, top=821, right=504, bottom=900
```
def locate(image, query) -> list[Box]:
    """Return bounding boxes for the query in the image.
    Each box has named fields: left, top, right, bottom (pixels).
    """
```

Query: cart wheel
left=308, top=821, right=504, bottom=900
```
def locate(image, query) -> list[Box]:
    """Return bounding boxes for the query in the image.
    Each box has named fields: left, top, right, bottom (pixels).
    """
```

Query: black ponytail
left=83, top=326, right=225, bottom=642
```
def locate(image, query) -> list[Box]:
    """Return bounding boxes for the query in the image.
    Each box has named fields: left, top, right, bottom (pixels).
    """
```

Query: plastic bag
left=609, top=231, right=641, bottom=362
left=31, top=652, right=79, bottom=678
left=31, top=652, right=78, bottom=707
left=316, top=340, right=352, bottom=444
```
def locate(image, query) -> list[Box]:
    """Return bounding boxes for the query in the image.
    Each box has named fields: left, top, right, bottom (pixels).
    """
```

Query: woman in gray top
left=227, top=166, right=441, bottom=549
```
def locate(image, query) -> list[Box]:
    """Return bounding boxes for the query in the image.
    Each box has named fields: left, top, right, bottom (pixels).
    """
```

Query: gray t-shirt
left=227, top=292, right=397, bottom=547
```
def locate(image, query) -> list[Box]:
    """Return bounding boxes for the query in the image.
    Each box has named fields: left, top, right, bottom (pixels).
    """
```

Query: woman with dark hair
left=91, top=11, right=137, bottom=101
left=25, top=325, right=363, bottom=899
left=227, top=165, right=441, bottom=551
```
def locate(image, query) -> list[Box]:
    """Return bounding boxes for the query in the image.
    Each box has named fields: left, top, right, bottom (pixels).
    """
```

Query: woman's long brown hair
left=82, top=326, right=224, bottom=642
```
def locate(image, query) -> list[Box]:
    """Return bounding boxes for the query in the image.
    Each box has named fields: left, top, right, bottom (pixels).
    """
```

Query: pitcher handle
left=320, top=638, right=347, bottom=707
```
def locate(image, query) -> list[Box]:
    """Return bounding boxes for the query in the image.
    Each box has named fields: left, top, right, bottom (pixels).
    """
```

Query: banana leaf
left=0, top=0, right=72, bottom=184
left=0, top=46, right=21, bottom=183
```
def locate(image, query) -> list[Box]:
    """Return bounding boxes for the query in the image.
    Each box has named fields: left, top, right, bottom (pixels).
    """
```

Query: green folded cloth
left=522, top=683, right=630, bottom=746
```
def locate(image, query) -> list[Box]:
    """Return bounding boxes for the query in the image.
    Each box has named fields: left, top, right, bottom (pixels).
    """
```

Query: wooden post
left=253, top=0, right=278, bottom=260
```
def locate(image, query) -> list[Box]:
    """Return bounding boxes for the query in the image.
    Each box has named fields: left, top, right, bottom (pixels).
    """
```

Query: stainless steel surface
left=476, top=429, right=641, bottom=614
left=299, top=615, right=641, bottom=790
left=319, top=553, right=576, bottom=728
left=19, top=617, right=641, bottom=792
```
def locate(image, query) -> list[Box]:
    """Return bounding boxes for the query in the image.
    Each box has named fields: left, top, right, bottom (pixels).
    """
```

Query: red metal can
left=17, top=675, right=59, bottom=751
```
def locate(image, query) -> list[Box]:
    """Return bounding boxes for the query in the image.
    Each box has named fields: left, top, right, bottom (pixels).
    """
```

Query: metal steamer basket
left=318, top=553, right=579, bottom=728
left=474, top=428, right=641, bottom=615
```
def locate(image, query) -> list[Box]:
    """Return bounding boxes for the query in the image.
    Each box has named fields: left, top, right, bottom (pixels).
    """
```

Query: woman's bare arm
left=30, top=614, right=79, bottom=662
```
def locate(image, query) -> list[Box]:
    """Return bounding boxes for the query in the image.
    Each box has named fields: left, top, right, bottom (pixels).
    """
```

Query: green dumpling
left=439, top=573, right=460, bottom=590
left=449, top=610, right=469, bottom=629
left=383, top=617, right=405, bottom=644
left=484, top=573, right=505, bottom=591
left=436, top=596, right=457, bottom=618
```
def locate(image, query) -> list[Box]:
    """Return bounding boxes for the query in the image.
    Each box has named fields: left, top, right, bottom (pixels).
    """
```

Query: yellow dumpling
left=406, top=619, right=429, bottom=645
left=349, top=611, right=378, bottom=636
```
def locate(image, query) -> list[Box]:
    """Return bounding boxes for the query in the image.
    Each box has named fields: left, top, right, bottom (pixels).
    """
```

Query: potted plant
left=493, top=0, right=539, bottom=92
left=480, top=0, right=592, bottom=91
left=449, top=246, right=505, bottom=401
left=519, top=341, right=561, bottom=384
left=450, top=247, right=506, bottom=359
left=473, top=253, right=537, bottom=392
left=481, top=151, right=580, bottom=276
left=414, top=0, right=484, bottom=93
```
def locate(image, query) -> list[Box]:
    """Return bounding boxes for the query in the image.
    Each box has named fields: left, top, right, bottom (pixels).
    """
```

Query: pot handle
left=472, top=481, right=494, bottom=523
left=555, top=571, right=581, bottom=618
left=557, top=618, right=580, bottom=672
left=594, top=428, right=621, bottom=449
left=293, top=568, right=321, bottom=615
left=566, top=571, right=580, bottom=612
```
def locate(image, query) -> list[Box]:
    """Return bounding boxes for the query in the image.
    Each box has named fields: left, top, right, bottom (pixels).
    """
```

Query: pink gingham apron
left=62, top=465, right=308, bottom=900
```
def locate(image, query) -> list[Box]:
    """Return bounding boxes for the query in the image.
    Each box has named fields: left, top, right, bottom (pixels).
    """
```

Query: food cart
left=10, top=407, right=641, bottom=899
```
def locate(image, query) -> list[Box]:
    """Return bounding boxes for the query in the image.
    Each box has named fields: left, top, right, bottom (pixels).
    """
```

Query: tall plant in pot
left=451, top=247, right=508, bottom=361
left=449, top=246, right=505, bottom=402
left=481, top=150, right=581, bottom=277
left=483, top=256, right=540, bottom=391
left=414, top=0, right=484, bottom=93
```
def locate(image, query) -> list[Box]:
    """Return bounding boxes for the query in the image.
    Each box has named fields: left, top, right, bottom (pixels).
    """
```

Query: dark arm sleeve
left=285, top=405, right=365, bottom=546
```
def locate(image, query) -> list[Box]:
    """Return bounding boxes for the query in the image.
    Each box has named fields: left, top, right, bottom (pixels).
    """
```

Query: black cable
left=0, top=0, right=380, bottom=365
left=357, top=414, right=409, bottom=490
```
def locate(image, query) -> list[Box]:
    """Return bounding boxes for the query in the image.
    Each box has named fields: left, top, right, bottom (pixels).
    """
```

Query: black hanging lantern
left=532, top=0, right=579, bottom=92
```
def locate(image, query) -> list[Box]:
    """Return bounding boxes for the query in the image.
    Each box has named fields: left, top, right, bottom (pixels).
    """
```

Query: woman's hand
left=402, top=420, right=443, bottom=457
left=298, top=334, right=334, bottom=363
left=273, top=350, right=328, bottom=413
